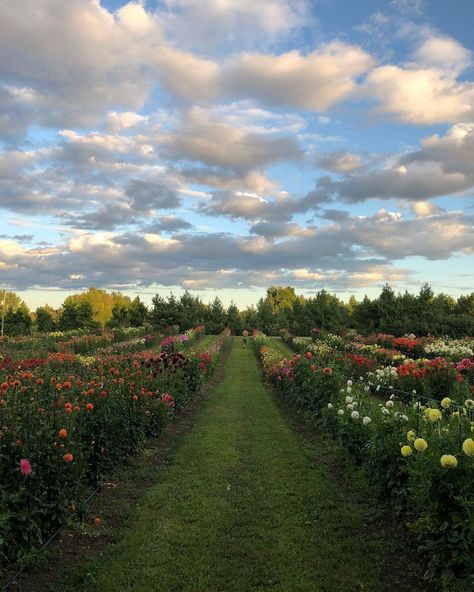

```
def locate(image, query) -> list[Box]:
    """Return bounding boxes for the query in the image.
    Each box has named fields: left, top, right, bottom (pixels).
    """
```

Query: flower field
left=256, top=331, right=474, bottom=590
left=0, top=326, right=231, bottom=570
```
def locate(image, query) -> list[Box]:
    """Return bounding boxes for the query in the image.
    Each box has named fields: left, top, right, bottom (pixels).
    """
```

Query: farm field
left=2, top=327, right=473, bottom=591
left=13, top=337, right=427, bottom=592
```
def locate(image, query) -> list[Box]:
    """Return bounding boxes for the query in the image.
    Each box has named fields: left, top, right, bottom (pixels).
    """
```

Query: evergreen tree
left=129, top=297, right=148, bottom=327
left=206, top=296, right=226, bottom=334
left=35, top=306, right=56, bottom=332
left=4, top=304, right=32, bottom=336
left=226, top=302, right=242, bottom=335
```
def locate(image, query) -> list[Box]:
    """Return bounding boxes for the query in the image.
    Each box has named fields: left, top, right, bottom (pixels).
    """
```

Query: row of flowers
left=285, top=331, right=474, bottom=404
left=255, top=334, right=474, bottom=590
left=0, top=327, right=231, bottom=570
left=159, top=325, right=206, bottom=353
left=0, top=326, right=151, bottom=362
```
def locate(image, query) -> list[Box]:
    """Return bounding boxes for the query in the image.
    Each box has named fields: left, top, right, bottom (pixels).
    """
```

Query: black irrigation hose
left=364, top=379, right=471, bottom=412
left=1, top=459, right=123, bottom=592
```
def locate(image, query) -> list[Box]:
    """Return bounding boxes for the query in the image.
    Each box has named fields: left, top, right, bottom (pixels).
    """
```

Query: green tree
left=59, top=300, right=97, bottom=330
left=226, top=302, right=242, bottom=335
left=129, top=297, right=148, bottom=327
left=4, top=304, right=33, bottom=336
left=206, top=296, right=226, bottom=334
left=35, top=306, right=57, bottom=332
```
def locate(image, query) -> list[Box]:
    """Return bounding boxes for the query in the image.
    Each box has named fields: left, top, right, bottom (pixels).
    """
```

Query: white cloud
left=223, top=42, right=373, bottom=111
left=0, top=0, right=162, bottom=128
left=414, top=36, right=471, bottom=73
left=106, top=111, right=148, bottom=132
left=367, top=64, right=474, bottom=124
left=159, top=0, right=308, bottom=51
left=410, top=201, right=443, bottom=217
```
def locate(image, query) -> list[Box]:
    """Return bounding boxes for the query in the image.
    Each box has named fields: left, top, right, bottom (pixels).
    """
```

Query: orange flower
left=323, top=367, right=333, bottom=375
left=0, top=382, right=8, bottom=391
left=58, top=428, right=68, bottom=439
left=132, top=395, right=138, bottom=401
left=63, top=453, right=73, bottom=462
left=63, top=381, right=72, bottom=390
left=94, top=516, right=101, bottom=525
left=74, top=405, right=80, bottom=412
left=86, top=403, right=94, bottom=411
left=36, top=378, right=44, bottom=386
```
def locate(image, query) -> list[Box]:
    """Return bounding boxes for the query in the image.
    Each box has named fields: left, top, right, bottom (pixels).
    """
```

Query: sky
left=0, top=0, right=474, bottom=310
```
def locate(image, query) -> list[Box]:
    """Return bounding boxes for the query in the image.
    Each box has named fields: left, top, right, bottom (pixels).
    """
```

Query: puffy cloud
left=59, top=205, right=137, bottom=230
left=315, top=150, right=365, bottom=173
left=346, top=209, right=474, bottom=260
left=291, top=265, right=408, bottom=288
left=177, top=167, right=277, bottom=194
left=222, top=42, right=373, bottom=111
left=152, top=46, right=220, bottom=101
left=0, top=0, right=162, bottom=128
left=414, top=36, right=471, bottom=74
left=367, top=64, right=474, bottom=124
left=410, top=201, right=443, bottom=217
left=158, top=0, right=308, bottom=51
left=199, top=191, right=271, bottom=220
left=1, top=206, right=472, bottom=292
left=163, top=107, right=302, bottom=171
left=326, top=161, right=470, bottom=203
left=198, top=188, right=325, bottom=222
left=321, top=124, right=474, bottom=203
left=141, top=215, right=192, bottom=233
left=250, top=221, right=316, bottom=238
left=106, top=111, right=148, bottom=132
left=406, top=123, right=474, bottom=174
left=125, top=180, right=181, bottom=211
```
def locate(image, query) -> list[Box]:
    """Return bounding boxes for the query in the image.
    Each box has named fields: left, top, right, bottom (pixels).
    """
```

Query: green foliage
left=225, top=301, right=242, bottom=334
left=35, top=306, right=57, bottom=332
left=59, top=300, right=98, bottom=330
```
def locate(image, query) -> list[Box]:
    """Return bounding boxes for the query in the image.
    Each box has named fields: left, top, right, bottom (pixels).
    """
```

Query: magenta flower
left=20, top=458, right=32, bottom=476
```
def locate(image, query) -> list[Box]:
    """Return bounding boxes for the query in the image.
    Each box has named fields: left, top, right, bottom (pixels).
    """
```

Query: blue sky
left=0, top=0, right=473, bottom=310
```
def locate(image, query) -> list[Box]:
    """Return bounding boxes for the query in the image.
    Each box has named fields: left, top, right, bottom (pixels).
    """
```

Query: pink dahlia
left=20, top=458, right=32, bottom=476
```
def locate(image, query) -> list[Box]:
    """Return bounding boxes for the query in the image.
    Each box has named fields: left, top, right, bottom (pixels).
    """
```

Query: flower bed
left=0, top=328, right=231, bottom=569
left=256, top=336, right=474, bottom=590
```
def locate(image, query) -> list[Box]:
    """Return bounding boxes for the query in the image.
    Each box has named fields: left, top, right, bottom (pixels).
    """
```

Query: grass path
left=58, top=337, right=412, bottom=592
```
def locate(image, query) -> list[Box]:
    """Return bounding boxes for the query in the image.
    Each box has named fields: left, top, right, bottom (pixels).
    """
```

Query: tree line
left=1, top=284, right=473, bottom=338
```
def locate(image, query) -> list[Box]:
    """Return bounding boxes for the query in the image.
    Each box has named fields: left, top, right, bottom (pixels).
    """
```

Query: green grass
left=56, top=337, right=419, bottom=592
left=268, top=336, right=294, bottom=357
left=195, top=334, right=215, bottom=349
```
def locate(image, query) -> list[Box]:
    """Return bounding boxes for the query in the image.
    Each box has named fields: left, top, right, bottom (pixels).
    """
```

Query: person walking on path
left=242, top=329, right=249, bottom=348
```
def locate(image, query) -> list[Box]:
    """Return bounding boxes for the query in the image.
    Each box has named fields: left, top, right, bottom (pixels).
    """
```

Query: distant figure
left=242, top=329, right=249, bottom=348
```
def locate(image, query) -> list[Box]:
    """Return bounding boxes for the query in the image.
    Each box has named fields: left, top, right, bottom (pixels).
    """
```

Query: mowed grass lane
left=59, top=337, right=394, bottom=592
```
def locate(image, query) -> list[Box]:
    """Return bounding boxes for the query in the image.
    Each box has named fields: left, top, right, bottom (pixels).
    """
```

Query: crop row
left=0, top=328, right=231, bottom=570
left=254, top=332, right=474, bottom=591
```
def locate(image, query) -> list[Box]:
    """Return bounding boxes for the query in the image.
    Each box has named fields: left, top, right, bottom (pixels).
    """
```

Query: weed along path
left=58, top=338, right=405, bottom=592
